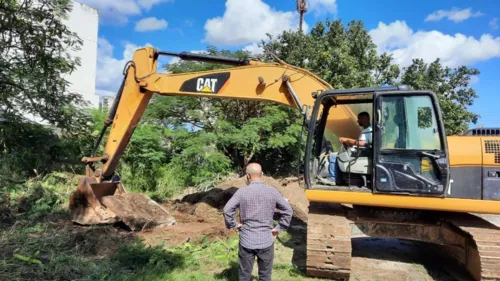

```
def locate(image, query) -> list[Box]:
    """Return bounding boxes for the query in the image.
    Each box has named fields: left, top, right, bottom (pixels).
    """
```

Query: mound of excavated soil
left=170, top=175, right=309, bottom=224
left=215, top=175, right=309, bottom=221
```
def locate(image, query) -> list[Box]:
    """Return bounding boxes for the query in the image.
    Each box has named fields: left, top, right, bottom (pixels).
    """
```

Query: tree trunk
left=243, top=151, right=255, bottom=168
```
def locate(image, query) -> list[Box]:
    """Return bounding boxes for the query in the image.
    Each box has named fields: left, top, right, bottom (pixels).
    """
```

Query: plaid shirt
left=223, top=181, right=293, bottom=249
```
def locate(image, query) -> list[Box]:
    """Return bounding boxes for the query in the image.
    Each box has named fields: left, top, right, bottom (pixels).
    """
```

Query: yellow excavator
left=69, top=46, right=500, bottom=280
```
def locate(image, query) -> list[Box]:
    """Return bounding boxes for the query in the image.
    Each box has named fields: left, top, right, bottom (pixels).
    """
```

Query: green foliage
left=6, top=172, right=77, bottom=220
left=0, top=218, right=186, bottom=281
left=0, top=121, right=61, bottom=180
left=262, top=20, right=401, bottom=88
left=0, top=109, right=95, bottom=183
left=13, top=251, right=43, bottom=266
left=418, top=107, right=433, bottom=129
left=168, top=132, right=231, bottom=186
left=111, top=241, right=185, bottom=280
left=0, top=0, right=96, bottom=183
left=401, top=58, right=479, bottom=135
left=0, top=0, right=86, bottom=128
left=152, top=46, right=306, bottom=176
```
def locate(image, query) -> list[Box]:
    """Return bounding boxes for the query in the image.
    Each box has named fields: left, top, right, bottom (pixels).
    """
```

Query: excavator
left=69, top=46, right=500, bottom=280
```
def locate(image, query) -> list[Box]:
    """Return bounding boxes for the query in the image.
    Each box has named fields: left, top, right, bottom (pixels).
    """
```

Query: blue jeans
left=329, top=153, right=339, bottom=180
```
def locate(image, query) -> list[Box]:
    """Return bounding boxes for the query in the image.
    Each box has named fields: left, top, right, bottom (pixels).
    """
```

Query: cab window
left=381, top=95, right=441, bottom=150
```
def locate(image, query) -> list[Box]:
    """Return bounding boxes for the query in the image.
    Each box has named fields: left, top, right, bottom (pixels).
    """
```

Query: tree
left=0, top=0, right=85, bottom=128
left=146, top=46, right=305, bottom=175
left=401, top=58, right=479, bottom=135
left=263, top=20, right=479, bottom=136
left=0, top=1, right=94, bottom=180
left=261, top=20, right=401, bottom=89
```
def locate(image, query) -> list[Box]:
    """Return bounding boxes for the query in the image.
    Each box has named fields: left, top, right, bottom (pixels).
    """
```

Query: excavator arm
left=69, top=46, right=359, bottom=226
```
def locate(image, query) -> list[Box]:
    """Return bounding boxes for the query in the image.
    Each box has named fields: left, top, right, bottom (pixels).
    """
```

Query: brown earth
left=137, top=175, right=309, bottom=254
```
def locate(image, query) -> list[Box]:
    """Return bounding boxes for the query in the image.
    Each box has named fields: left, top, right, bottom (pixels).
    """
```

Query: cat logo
left=179, top=72, right=230, bottom=94
left=196, top=78, right=218, bottom=93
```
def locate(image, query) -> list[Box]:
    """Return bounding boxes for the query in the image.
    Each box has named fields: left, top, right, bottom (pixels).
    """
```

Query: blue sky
left=79, top=0, right=500, bottom=128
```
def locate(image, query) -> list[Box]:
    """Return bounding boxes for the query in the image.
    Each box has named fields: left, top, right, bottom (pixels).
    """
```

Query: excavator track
left=305, top=202, right=500, bottom=281
left=442, top=213, right=500, bottom=281
left=306, top=202, right=352, bottom=280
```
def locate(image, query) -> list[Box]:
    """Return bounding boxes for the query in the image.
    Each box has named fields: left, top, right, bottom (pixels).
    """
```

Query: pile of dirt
left=215, top=175, right=309, bottom=221
left=169, top=175, right=309, bottom=224
left=139, top=175, right=309, bottom=248
left=102, top=194, right=176, bottom=231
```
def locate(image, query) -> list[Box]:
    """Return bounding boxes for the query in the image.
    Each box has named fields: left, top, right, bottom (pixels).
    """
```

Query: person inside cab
left=323, top=111, right=372, bottom=186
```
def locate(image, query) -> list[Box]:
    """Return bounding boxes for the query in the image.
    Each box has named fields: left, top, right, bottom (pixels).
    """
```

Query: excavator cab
left=304, top=86, right=451, bottom=197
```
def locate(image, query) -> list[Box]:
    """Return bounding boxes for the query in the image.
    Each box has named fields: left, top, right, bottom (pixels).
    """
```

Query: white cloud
left=243, top=43, right=264, bottom=55
left=370, top=20, right=500, bottom=67
left=308, top=0, right=337, bottom=16
left=137, top=0, right=173, bottom=11
left=78, top=0, right=140, bottom=24
left=425, top=7, right=483, bottom=23
left=168, top=57, right=181, bottom=64
left=490, top=18, right=499, bottom=30
left=96, top=38, right=154, bottom=94
left=204, top=0, right=306, bottom=46
left=135, top=17, right=168, bottom=32
left=369, top=20, right=413, bottom=52
left=79, top=0, right=172, bottom=25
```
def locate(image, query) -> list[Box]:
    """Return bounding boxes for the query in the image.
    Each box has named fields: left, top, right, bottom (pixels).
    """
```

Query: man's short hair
left=358, top=111, right=370, bottom=119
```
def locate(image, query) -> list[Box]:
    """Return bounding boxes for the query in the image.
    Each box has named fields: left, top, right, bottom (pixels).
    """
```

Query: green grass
left=0, top=220, right=312, bottom=281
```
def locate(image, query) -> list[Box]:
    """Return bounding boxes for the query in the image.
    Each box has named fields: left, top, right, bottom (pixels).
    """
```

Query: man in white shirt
left=325, top=111, right=372, bottom=185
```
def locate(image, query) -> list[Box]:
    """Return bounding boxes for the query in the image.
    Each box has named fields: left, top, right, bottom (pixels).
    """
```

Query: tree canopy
left=0, top=0, right=85, bottom=128
left=401, top=58, right=480, bottom=135
left=0, top=0, right=91, bottom=182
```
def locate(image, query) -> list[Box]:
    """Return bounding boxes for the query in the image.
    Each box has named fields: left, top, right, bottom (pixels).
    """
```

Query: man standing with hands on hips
left=223, top=163, right=293, bottom=281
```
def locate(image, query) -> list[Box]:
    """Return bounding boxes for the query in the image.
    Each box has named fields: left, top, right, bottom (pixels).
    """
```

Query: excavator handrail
left=158, top=50, right=252, bottom=66
left=321, top=84, right=412, bottom=96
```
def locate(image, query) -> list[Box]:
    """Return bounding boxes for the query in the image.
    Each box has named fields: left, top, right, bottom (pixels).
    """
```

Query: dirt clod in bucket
left=102, top=194, right=176, bottom=231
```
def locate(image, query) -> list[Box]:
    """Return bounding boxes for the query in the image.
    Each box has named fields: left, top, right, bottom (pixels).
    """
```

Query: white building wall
left=64, top=1, right=99, bottom=108
left=101, top=95, right=116, bottom=112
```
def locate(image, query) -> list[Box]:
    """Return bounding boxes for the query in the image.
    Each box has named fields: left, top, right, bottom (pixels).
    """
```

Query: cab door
left=373, top=92, right=450, bottom=196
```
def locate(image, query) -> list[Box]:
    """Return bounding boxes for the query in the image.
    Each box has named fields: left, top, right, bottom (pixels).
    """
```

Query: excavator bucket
left=69, top=177, right=176, bottom=231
